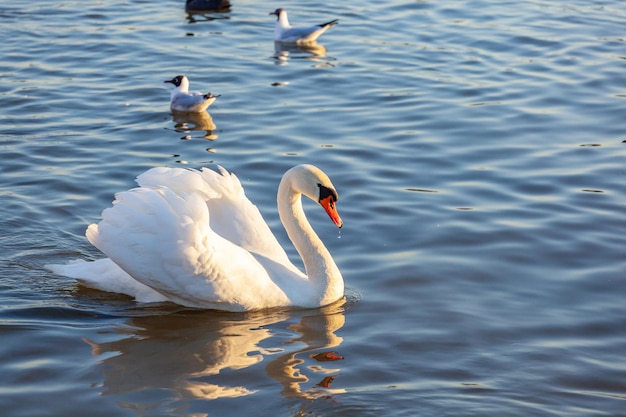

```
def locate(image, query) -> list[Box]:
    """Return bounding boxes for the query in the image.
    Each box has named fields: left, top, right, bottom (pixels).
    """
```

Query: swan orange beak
left=320, top=196, right=343, bottom=228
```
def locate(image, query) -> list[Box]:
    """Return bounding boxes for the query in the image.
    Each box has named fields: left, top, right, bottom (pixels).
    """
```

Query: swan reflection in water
left=265, top=307, right=346, bottom=400
left=84, top=302, right=346, bottom=412
left=273, top=41, right=332, bottom=66
left=171, top=110, right=218, bottom=140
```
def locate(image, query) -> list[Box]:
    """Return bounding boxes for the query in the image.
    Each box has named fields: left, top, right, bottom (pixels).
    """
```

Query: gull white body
left=165, top=74, right=219, bottom=113
left=47, top=165, right=344, bottom=312
left=270, top=8, right=338, bottom=44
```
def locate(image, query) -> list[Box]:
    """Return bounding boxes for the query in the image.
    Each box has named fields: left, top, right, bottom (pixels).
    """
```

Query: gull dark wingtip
left=320, top=19, right=339, bottom=28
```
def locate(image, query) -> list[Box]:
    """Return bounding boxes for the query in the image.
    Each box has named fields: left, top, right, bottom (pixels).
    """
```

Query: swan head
left=284, top=164, right=342, bottom=228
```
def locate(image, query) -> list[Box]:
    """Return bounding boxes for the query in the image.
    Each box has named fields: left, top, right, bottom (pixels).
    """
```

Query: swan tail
left=45, top=258, right=168, bottom=303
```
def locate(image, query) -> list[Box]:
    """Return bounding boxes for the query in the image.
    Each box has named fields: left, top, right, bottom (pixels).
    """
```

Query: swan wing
left=87, top=185, right=292, bottom=310
left=136, top=166, right=294, bottom=267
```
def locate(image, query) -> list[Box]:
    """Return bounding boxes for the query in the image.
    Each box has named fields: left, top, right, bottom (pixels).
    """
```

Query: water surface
left=1, top=0, right=625, bottom=416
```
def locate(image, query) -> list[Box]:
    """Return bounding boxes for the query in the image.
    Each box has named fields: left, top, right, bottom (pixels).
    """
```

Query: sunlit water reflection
left=1, top=0, right=625, bottom=416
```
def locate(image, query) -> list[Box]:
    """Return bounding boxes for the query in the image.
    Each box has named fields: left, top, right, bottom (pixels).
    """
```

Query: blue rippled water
left=1, top=0, right=625, bottom=416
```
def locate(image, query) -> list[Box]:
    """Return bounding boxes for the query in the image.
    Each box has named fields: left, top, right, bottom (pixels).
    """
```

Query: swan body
left=270, top=8, right=338, bottom=44
left=164, top=75, right=220, bottom=113
left=47, top=165, right=344, bottom=311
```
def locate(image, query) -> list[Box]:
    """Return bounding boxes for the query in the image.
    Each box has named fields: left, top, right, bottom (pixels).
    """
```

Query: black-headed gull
left=269, top=8, right=338, bottom=44
left=164, top=75, right=220, bottom=113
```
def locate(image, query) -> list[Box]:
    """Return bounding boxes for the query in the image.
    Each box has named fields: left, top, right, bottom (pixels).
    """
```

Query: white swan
left=270, top=8, right=338, bottom=44
left=47, top=165, right=344, bottom=311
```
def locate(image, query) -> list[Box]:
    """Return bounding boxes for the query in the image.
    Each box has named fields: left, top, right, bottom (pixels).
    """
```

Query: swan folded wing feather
left=138, top=166, right=294, bottom=267
left=87, top=185, right=291, bottom=310
left=199, top=167, right=296, bottom=267
left=158, top=191, right=295, bottom=310
left=136, top=166, right=220, bottom=201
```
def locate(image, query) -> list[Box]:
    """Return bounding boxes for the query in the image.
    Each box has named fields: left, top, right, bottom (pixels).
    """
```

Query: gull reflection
left=84, top=302, right=347, bottom=413
left=273, top=41, right=329, bottom=65
left=171, top=110, right=217, bottom=140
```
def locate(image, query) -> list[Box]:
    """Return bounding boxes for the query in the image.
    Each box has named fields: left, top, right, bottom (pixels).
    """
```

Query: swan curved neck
left=277, top=177, right=343, bottom=304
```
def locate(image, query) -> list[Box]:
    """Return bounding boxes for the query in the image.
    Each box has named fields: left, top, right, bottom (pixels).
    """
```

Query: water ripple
left=1, top=0, right=626, bottom=416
